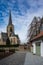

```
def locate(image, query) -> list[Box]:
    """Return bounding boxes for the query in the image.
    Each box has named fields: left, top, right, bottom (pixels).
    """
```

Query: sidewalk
left=24, top=52, right=43, bottom=65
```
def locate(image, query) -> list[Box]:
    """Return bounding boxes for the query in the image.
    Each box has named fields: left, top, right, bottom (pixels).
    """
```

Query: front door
left=36, top=42, right=40, bottom=56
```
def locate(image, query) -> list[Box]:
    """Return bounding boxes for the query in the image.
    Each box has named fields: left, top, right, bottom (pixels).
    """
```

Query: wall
left=32, top=42, right=36, bottom=54
left=0, top=39, right=6, bottom=45
left=41, top=41, right=43, bottom=57
left=9, top=37, right=18, bottom=45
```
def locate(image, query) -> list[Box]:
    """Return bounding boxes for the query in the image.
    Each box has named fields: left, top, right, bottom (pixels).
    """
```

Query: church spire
left=8, top=10, right=12, bottom=25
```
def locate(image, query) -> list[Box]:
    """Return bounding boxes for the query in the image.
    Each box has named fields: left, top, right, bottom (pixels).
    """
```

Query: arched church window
left=10, top=27, right=12, bottom=32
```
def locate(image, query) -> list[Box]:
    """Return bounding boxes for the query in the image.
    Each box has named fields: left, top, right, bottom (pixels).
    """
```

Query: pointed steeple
left=8, top=10, right=12, bottom=25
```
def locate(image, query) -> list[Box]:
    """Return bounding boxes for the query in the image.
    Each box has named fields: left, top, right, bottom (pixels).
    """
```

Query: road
left=0, top=51, right=26, bottom=65
left=0, top=51, right=43, bottom=65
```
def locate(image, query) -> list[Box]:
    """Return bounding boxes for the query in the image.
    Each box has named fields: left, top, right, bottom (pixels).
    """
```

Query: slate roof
left=15, top=34, right=19, bottom=39
left=8, top=11, right=12, bottom=25
left=11, top=33, right=19, bottom=39
left=1, top=32, right=8, bottom=41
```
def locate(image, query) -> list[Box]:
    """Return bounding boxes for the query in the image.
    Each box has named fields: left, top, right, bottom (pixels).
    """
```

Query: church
left=0, top=11, right=20, bottom=45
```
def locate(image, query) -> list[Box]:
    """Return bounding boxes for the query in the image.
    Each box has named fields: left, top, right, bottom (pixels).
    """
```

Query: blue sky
left=0, top=0, right=43, bottom=43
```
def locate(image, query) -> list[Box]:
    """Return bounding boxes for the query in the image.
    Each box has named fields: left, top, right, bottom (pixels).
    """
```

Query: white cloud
left=11, top=5, right=43, bottom=43
left=0, top=0, right=43, bottom=43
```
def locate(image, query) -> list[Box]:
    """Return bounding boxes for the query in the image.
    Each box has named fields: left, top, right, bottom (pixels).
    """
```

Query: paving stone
left=0, top=52, right=43, bottom=65
left=0, top=52, right=26, bottom=65
left=24, top=52, right=43, bottom=65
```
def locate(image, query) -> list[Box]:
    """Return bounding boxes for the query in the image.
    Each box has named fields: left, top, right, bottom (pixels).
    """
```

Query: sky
left=0, top=0, right=43, bottom=43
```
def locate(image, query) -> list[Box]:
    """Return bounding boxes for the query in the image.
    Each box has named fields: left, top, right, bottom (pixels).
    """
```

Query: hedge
left=0, top=44, right=19, bottom=48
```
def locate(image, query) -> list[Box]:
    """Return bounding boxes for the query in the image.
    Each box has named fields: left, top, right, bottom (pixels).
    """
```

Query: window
left=36, top=42, right=40, bottom=46
left=40, top=24, right=43, bottom=31
left=10, top=27, right=12, bottom=32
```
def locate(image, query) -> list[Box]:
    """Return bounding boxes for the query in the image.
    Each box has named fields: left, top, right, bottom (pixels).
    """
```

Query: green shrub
left=0, top=49, right=5, bottom=52
left=9, top=49, right=15, bottom=53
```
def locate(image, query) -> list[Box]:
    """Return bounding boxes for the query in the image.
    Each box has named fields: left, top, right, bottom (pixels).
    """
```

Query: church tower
left=7, top=11, right=14, bottom=37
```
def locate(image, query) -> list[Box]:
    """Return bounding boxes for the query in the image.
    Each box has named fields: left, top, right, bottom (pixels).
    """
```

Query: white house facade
left=28, top=17, right=43, bottom=57
left=31, top=40, right=43, bottom=57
